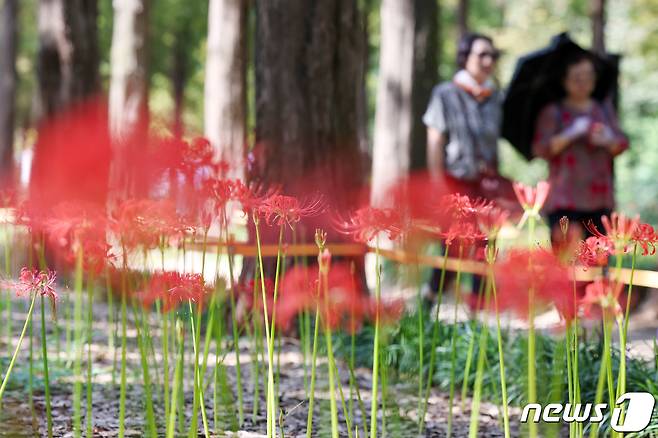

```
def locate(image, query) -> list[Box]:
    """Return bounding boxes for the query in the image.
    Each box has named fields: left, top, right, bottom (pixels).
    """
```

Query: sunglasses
left=472, top=50, right=500, bottom=61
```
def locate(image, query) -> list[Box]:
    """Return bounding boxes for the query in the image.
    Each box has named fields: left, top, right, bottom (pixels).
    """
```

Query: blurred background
left=1, top=0, right=656, bottom=219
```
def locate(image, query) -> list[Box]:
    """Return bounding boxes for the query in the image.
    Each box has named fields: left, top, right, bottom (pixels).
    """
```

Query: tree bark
left=35, top=0, right=100, bottom=121
left=254, top=0, right=366, bottom=210
left=0, top=0, right=18, bottom=182
left=108, top=0, right=149, bottom=195
left=457, top=0, right=469, bottom=42
left=204, top=0, right=247, bottom=180
left=370, top=0, right=416, bottom=207
left=109, top=0, right=148, bottom=140
left=591, top=0, right=606, bottom=55
left=371, top=0, right=439, bottom=204
left=410, top=0, right=439, bottom=171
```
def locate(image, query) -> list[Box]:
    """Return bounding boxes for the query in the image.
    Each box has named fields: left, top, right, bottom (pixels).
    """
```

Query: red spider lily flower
left=259, top=193, right=325, bottom=228
left=513, top=181, right=550, bottom=212
left=232, top=180, right=279, bottom=215
left=111, top=199, right=187, bottom=250
left=440, top=221, right=486, bottom=247
left=42, top=202, right=114, bottom=273
left=580, top=278, right=624, bottom=319
left=365, top=296, right=405, bottom=326
left=5, top=268, right=58, bottom=303
left=475, top=203, right=510, bottom=238
left=576, top=236, right=614, bottom=268
left=584, top=212, right=639, bottom=250
left=631, top=223, right=657, bottom=256
left=512, top=181, right=550, bottom=228
left=495, top=248, right=572, bottom=320
left=180, top=137, right=215, bottom=174
left=277, top=263, right=366, bottom=332
left=139, top=271, right=210, bottom=312
left=333, top=206, right=404, bottom=243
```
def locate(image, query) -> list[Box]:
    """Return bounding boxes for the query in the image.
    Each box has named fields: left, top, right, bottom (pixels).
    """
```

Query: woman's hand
left=589, top=122, right=617, bottom=148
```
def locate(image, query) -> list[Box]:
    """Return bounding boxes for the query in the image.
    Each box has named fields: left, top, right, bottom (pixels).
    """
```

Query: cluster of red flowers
left=139, top=271, right=210, bottom=312
left=276, top=262, right=402, bottom=332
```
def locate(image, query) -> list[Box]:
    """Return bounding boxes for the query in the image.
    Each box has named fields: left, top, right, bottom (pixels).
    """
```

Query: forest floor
left=1, top=284, right=657, bottom=437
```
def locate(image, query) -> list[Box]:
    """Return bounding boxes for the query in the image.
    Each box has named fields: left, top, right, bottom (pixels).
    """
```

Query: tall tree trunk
left=457, top=0, right=469, bottom=42
left=254, top=0, right=366, bottom=210
left=410, top=0, right=439, bottom=171
left=591, top=0, right=606, bottom=54
left=204, top=0, right=247, bottom=180
left=35, top=0, right=100, bottom=121
left=370, top=0, right=416, bottom=207
left=371, top=0, right=439, bottom=204
left=0, top=0, right=18, bottom=183
left=108, top=0, right=149, bottom=195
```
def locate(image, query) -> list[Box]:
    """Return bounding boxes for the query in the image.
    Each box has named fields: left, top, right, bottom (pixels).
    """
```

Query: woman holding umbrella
left=532, top=51, right=629, bottom=248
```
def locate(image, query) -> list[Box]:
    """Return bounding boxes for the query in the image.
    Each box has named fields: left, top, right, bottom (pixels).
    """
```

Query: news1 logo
left=520, top=392, right=655, bottom=432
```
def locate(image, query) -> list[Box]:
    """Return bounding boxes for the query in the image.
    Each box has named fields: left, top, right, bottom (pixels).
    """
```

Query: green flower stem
left=41, top=295, right=53, bottom=438
left=617, top=244, right=638, bottom=400
left=267, top=224, right=286, bottom=436
left=253, top=215, right=275, bottom=438
left=161, top=303, right=170, bottom=431
left=461, top=277, right=486, bottom=410
left=0, top=290, right=38, bottom=402
left=468, top=281, right=491, bottom=438
left=325, top=323, right=340, bottom=438
left=527, top=216, right=537, bottom=438
left=414, top=263, right=424, bottom=422
left=73, top=248, right=84, bottom=438
left=118, top=258, right=128, bottom=438
left=447, top=244, right=464, bottom=438
left=306, top=305, right=321, bottom=438
left=106, top=271, right=116, bottom=385
left=188, top=299, right=210, bottom=438
left=223, top=211, right=244, bottom=426
left=251, top=266, right=262, bottom=423
left=167, top=319, right=184, bottom=438
left=86, top=276, right=95, bottom=437
left=370, top=242, right=382, bottom=438
left=490, top=265, right=510, bottom=438
left=4, top=225, right=12, bottom=355
left=132, top=303, right=157, bottom=438
left=332, top=357, right=354, bottom=438
left=419, top=244, right=450, bottom=434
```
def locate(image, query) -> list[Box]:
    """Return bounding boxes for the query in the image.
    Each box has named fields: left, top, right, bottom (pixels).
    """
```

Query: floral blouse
left=532, top=100, right=629, bottom=214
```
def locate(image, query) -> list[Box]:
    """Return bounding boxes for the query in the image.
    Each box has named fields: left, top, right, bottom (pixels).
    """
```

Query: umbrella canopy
left=502, top=32, right=619, bottom=160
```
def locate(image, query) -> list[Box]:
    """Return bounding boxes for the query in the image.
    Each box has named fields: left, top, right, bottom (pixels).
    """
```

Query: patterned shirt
left=532, top=101, right=629, bottom=214
left=423, top=82, right=502, bottom=181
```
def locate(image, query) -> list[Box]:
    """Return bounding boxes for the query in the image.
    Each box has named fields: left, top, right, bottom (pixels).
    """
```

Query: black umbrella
left=502, top=32, right=620, bottom=160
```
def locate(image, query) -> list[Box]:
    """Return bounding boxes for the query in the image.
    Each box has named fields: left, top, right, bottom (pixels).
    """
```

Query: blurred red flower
left=259, top=193, right=325, bottom=228
left=579, top=278, right=623, bottom=319
left=277, top=263, right=367, bottom=332
left=512, top=181, right=550, bottom=212
left=111, top=199, right=187, bottom=250
left=495, top=248, right=572, bottom=320
left=333, top=206, right=404, bottom=243
left=139, top=271, right=209, bottom=312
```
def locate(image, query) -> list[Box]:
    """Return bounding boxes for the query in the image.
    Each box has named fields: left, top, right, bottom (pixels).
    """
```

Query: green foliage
left=333, top=312, right=658, bottom=435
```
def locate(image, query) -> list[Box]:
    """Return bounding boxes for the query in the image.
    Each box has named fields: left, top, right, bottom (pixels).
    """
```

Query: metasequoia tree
left=0, top=0, right=18, bottom=182
left=371, top=0, right=439, bottom=206
left=204, top=0, right=247, bottom=180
